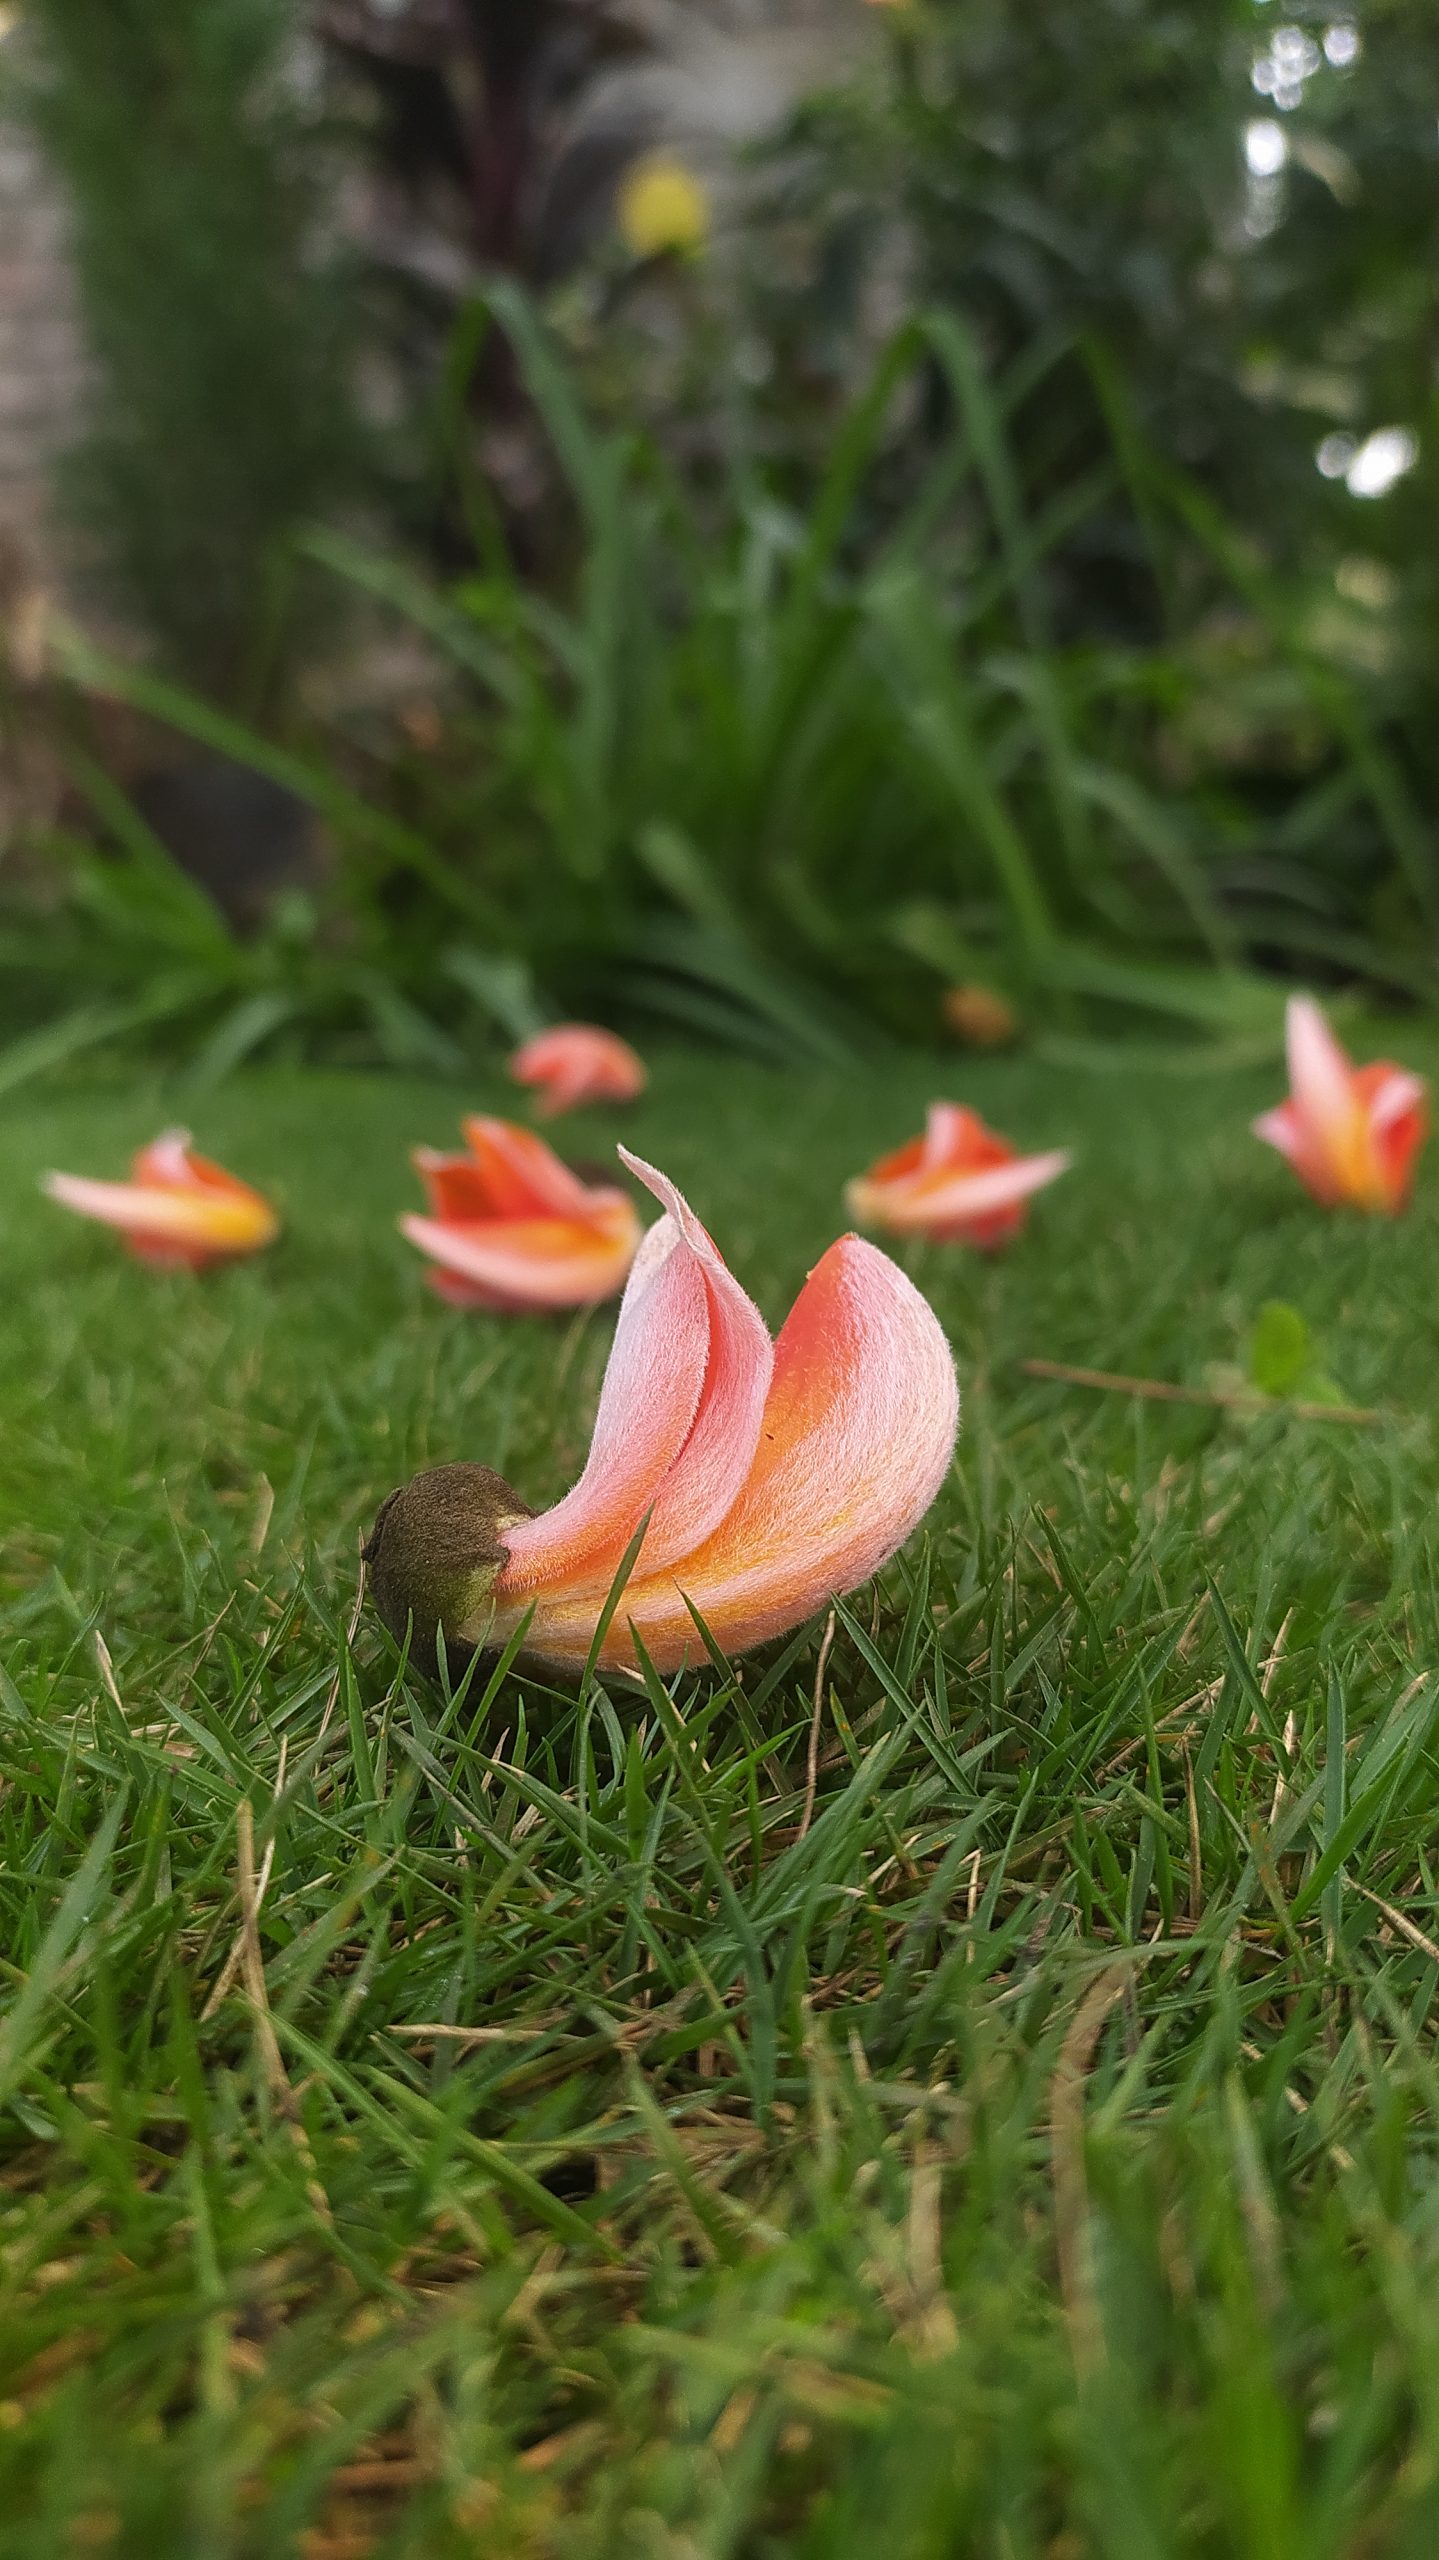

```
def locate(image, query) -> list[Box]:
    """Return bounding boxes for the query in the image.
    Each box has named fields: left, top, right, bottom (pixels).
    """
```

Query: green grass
left=4, top=1037, right=1439, bottom=2557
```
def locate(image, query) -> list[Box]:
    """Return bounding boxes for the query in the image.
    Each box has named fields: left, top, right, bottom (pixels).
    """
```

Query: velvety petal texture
left=400, top=1117, right=641, bottom=1312
left=1253, top=996, right=1427, bottom=1213
left=41, top=1130, right=279, bottom=1269
left=481, top=1152, right=958, bottom=1672
left=846, top=1102, right=1070, bottom=1248
left=508, top=1024, right=648, bottom=1117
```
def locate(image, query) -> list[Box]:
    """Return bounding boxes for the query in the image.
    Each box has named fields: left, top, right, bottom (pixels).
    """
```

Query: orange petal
left=42, top=1170, right=278, bottom=1260
left=459, top=1117, right=621, bottom=1217
left=496, top=1229, right=957, bottom=1672
left=399, top=1202, right=639, bottom=1311
left=1360, top=1063, right=1428, bottom=1210
left=919, top=1102, right=1002, bottom=1171
left=413, top=1148, right=497, bottom=1224
left=497, top=1150, right=773, bottom=1602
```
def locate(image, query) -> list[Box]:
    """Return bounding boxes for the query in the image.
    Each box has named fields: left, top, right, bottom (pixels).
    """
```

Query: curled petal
left=494, top=1230, right=957, bottom=1672
left=132, top=1128, right=205, bottom=1187
left=1251, top=1101, right=1307, bottom=1175
left=1286, top=996, right=1361, bottom=1164
left=412, top=1148, right=496, bottom=1225
left=920, top=1102, right=989, bottom=1167
left=459, top=1117, right=620, bottom=1218
left=374, top=1156, right=956, bottom=1682
left=510, top=1025, right=647, bottom=1116
left=848, top=1149, right=1070, bottom=1240
left=404, top=1117, right=640, bottom=1311
left=42, top=1134, right=278, bottom=1267
left=399, top=1201, right=639, bottom=1312
left=1368, top=1066, right=1427, bottom=1134
left=498, top=1150, right=772, bottom=1600
left=847, top=1100, right=1068, bottom=1247
left=1256, top=997, right=1428, bottom=1212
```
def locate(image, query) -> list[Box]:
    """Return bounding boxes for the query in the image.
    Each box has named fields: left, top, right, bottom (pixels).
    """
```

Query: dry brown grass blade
left=1019, top=1358, right=1386, bottom=1427
left=236, top=1798, right=333, bottom=2228
left=797, top=1609, right=837, bottom=1845
left=202, top=1738, right=288, bottom=2023
left=316, top=1531, right=370, bottom=1750
left=1050, top=1966, right=1129, bottom=2377
left=1357, top=1883, right=1439, bottom=1967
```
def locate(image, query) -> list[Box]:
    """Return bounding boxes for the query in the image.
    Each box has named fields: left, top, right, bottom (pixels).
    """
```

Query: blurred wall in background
left=0, top=109, right=84, bottom=593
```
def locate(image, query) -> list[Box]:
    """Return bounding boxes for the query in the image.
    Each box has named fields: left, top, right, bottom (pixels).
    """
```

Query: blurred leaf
left=446, top=950, right=546, bottom=1043
left=1249, top=1301, right=1315, bottom=1399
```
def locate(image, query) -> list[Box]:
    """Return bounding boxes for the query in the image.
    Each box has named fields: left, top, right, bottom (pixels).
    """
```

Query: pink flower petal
left=498, top=1231, right=957, bottom=1671
left=509, top=1026, right=647, bottom=1115
left=1369, top=1068, right=1427, bottom=1135
left=399, top=1205, right=638, bottom=1311
left=498, top=1150, right=773, bottom=1601
left=1251, top=1103, right=1301, bottom=1163
left=131, top=1127, right=199, bottom=1187
left=919, top=1101, right=988, bottom=1169
left=1286, top=995, right=1364, bottom=1169
left=850, top=1150, right=1070, bottom=1237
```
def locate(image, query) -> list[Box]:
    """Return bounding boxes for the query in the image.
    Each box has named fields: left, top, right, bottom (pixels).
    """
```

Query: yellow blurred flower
left=617, top=153, right=711, bottom=260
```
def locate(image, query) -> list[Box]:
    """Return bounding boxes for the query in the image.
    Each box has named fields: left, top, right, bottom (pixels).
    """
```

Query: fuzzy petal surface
left=497, top=1151, right=773, bottom=1600
left=495, top=1229, right=957, bottom=1672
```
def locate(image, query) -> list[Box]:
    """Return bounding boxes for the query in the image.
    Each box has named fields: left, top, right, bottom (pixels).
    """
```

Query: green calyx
left=363, top=1462, right=533, bottom=1683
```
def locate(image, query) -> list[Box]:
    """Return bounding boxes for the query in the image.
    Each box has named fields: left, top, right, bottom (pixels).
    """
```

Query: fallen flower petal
left=367, top=1150, right=958, bottom=1677
left=846, top=1102, right=1070, bottom=1249
left=41, top=1129, right=279, bottom=1269
left=942, top=983, right=1019, bottom=1048
left=400, top=1116, right=641, bottom=1312
left=509, top=1024, right=648, bottom=1117
left=1253, top=995, right=1427, bottom=1212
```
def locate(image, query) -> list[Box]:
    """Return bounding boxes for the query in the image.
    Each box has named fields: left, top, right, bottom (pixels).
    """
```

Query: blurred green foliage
left=749, top=0, right=1439, bottom=922
left=4, top=0, right=1439, bottom=1082
left=12, top=0, right=358, bottom=702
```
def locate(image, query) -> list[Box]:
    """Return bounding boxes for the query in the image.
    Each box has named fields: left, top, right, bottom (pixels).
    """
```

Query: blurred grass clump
left=2, top=0, right=1438, bottom=1082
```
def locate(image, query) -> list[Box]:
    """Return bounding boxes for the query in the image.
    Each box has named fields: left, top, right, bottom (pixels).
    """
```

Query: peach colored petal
left=848, top=1149, right=1070, bottom=1237
left=494, top=1230, right=957, bottom=1672
left=41, top=1170, right=278, bottom=1257
left=399, top=1203, right=639, bottom=1311
left=498, top=1150, right=773, bottom=1601
left=509, top=1025, right=647, bottom=1116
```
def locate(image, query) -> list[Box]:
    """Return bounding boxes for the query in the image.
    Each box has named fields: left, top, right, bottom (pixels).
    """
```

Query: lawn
left=3, top=1037, right=1439, bottom=2558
